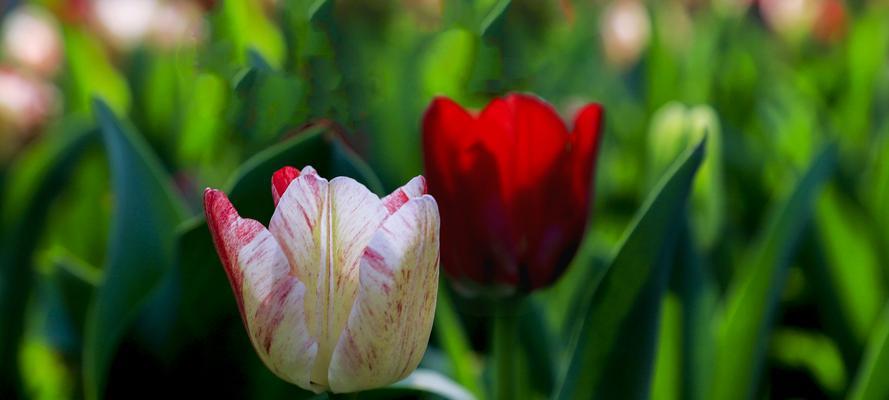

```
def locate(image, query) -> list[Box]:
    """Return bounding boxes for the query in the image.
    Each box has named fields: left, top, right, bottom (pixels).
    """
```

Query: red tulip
left=422, top=94, right=603, bottom=294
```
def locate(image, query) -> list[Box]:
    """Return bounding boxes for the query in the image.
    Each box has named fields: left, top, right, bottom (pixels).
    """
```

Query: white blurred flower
left=1, top=6, right=63, bottom=77
left=148, top=1, right=207, bottom=49
left=91, top=0, right=159, bottom=50
left=759, top=0, right=822, bottom=41
left=600, top=0, right=651, bottom=70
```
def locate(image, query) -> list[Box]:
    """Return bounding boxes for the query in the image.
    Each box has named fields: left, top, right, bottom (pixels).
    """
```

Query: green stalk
left=493, top=308, right=519, bottom=400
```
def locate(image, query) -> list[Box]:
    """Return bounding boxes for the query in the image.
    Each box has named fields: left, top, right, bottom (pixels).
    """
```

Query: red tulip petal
left=571, top=103, right=604, bottom=209
left=423, top=97, right=491, bottom=285
left=271, top=166, right=301, bottom=207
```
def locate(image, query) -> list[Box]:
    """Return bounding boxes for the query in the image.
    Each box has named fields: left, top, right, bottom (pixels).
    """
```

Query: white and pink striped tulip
left=203, top=166, right=440, bottom=393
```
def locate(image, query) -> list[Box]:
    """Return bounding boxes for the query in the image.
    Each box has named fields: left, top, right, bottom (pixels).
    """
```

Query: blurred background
left=1, top=0, right=889, bottom=399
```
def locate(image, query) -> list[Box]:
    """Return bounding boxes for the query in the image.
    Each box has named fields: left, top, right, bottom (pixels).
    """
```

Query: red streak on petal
left=363, top=248, right=394, bottom=279
left=383, top=189, right=410, bottom=214
left=253, top=278, right=296, bottom=354
left=203, top=188, right=263, bottom=328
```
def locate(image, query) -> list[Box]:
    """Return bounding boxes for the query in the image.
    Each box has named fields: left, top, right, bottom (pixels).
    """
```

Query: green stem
left=493, top=308, right=519, bottom=400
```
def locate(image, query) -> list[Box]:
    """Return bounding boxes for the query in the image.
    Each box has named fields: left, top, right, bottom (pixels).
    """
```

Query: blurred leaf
left=710, top=144, right=837, bottom=400
left=815, top=186, right=886, bottom=346
left=434, top=287, right=484, bottom=399
left=83, top=99, right=187, bottom=400
left=477, top=0, right=511, bottom=35
left=19, top=339, right=75, bottom=399
left=0, top=123, right=92, bottom=398
left=215, top=0, right=286, bottom=68
left=769, top=329, right=846, bottom=394
left=62, top=28, right=131, bottom=115
left=850, top=305, right=889, bottom=400
left=839, top=10, right=889, bottom=156
left=517, top=297, right=558, bottom=397
left=178, top=73, right=229, bottom=165
left=651, top=293, right=681, bottom=400
left=232, top=66, right=306, bottom=148
left=557, top=137, right=705, bottom=399
left=420, top=28, right=477, bottom=102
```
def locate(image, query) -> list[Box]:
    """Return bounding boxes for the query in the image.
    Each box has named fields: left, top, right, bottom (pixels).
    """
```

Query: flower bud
left=648, top=102, right=725, bottom=250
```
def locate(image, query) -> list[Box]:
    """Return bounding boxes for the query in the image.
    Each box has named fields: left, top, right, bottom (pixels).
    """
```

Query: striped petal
left=268, top=171, right=388, bottom=390
left=381, top=175, right=427, bottom=214
left=203, top=189, right=317, bottom=390
left=328, top=195, right=440, bottom=393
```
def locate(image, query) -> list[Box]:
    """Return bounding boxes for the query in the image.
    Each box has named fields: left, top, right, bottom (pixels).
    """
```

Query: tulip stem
left=493, top=308, right=519, bottom=400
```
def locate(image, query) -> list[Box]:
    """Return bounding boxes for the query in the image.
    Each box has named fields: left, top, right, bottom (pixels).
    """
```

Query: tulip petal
left=328, top=195, right=440, bottom=393
left=239, top=227, right=317, bottom=390
left=271, top=166, right=300, bottom=207
left=203, top=189, right=317, bottom=390
left=423, top=97, right=509, bottom=287
left=269, top=172, right=387, bottom=389
left=571, top=103, right=604, bottom=206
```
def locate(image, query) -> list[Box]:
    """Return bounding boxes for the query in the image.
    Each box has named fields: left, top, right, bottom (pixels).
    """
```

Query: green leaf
left=710, top=144, right=837, bottom=400
left=62, top=28, right=131, bottom=115
left=518, top=297, right=558, bottom=397
left=769, top=329, right=846, bottom=394
left=814, top=186, right=886, bottom=346
left=557, top=137, right=706, bottom=399
left=420, top=28, right=477, bottom=102
left=0, top=122, right=93, bottom=398
left=177, top=73, right=229, bottom=165
left=651, top=293, right=682, bottom=400
left=850, top=305, right=889, bottom=400
left=215, top=0, right=286, bottom=68
left=477, top=0, right=511, bottom=35
left=83, top=99, right=187, bottom=400
left=434, top=287, right=484, bottom=399
left=232, top=66, right=306, bottom=148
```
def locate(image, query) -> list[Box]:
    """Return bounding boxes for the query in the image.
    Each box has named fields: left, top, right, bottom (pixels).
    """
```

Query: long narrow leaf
left=710, top=145, right=837, bottom=400
left=83, top=99, right=187, bottom=400
left=557, top=137, right=705, bottom=399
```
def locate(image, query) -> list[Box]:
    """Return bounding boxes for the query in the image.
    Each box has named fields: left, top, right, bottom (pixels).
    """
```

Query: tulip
left=759, top=0, right=822, bottom=42
left=422, top=94, right=603, bottom=294
left=91, top=0, right=159, bottom=50
left=0, top=67, right=58, bottom=138
left=1, top=5, right=63, bottom=77
left=203, top=166, right=440, bottom=393
left=600, top=0, right=651, bottom=71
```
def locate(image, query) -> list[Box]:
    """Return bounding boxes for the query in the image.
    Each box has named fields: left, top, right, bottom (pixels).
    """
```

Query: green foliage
left=83, top=100, right=187, bottom=400
left=558, top=137, right=705, bottom=399
left=4, top=1, right=889, bottom=398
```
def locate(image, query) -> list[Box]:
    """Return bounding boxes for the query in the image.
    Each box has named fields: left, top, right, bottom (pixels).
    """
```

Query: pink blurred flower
left=0, top=68, right=58, bottom=133
left=600, top=0, right=651, bottom=70
left=1, top=6, right=63, bottom=77
left=148, top=0, right=207, bottom=49
left=759, top=0, right=822, bottom=41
